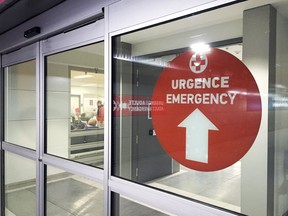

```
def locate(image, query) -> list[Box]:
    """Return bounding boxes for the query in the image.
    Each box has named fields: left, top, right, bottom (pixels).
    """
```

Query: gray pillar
left=113, top=40, right=133, bottom=179
left=242, top=5, right=276, bottom=216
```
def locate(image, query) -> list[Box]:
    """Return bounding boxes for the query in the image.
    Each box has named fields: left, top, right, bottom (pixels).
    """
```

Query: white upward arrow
left=178, top=108, right=218, bottom=163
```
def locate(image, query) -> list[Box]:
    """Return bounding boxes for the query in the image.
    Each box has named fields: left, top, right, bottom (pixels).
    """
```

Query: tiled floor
left=5, top=162, right=241, bottom=215
left=6, top=178, right=103, bottom=216
left=6, top=178, right=168, bottom=216
left=150, top=161, right=241, bottom=212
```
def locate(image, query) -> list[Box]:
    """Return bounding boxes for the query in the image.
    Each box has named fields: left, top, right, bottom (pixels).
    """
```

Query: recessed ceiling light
left=190, top=42, right=211, bottom=54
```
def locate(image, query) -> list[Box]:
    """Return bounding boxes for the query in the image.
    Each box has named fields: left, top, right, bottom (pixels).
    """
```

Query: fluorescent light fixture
left=81, top=83, right=97, bottom=87
left=73, top=74, right=94, bottom=79
left=190, top=42, right=211, bottom=54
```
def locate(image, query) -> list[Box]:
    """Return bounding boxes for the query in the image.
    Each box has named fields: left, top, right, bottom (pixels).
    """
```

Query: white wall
left=5, top=153, right=36, bottom=185
left=71, top=86, right=104, bottom=113
left=46, top=62, right=70, bottom=158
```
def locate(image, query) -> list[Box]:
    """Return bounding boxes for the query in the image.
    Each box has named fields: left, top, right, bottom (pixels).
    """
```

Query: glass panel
left=45, top=42, right=104, bottom=168
left=112, top=193, right=171, bottom=216
left=4, top=60, right=36, bottom=149
left=112, top=7, right=243, bottom=212
left=112, top=2, right=288, bottom=214
left=46, top=165, right=104, bottom=215
left=5, top=152, right=36, bottom=216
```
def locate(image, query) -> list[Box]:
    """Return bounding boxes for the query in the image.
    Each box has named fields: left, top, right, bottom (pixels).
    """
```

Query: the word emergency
left=166, top=76, right=237, bottom=105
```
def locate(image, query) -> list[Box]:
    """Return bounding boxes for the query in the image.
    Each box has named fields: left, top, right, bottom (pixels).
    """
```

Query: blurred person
left=96, top=100, right=104, bottom=127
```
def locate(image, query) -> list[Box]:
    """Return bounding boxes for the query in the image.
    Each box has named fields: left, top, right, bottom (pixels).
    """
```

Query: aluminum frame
left=40, top=19, right=106, bottom=216
left=37, top=40, right=45, bottom=216
left=41, top=19, right=105, bottom=56
left=103, top=5, right=111, bottom=216
left=40, top=19, right=105, bottom=179
left=1, top=42, right=39, bottom=216
left=2, top=43, right=37, bottom=67
left=110, top=177, right=239, bottom=216
left=2, top=142, right=37, bottom=161
left=0, top=54, right=5, bottom=216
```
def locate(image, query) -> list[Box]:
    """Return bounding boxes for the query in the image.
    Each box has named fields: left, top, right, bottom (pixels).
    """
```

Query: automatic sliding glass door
left=42, top=20, right=105, bottom=215
left=2, top=43, right=38, bottom=216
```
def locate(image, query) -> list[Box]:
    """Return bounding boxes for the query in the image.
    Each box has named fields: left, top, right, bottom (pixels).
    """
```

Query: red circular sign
left=151, top=48, right=261, bottom=171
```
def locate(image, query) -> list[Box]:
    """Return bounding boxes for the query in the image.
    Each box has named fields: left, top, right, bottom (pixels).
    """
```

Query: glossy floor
left=5, top=176, right=168, bottom=216
left=150, top=162, right=241, bottom=212
left=5, top=163, right=240, bottom=215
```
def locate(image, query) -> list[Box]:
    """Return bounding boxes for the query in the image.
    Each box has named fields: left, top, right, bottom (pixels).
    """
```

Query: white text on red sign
left=166, top=76, right=237, bottom=105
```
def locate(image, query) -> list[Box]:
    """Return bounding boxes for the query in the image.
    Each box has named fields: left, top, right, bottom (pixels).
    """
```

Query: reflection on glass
left=4, top=60, right=36, bottom=149
left=46, top=166, right=103, bottom=215
left=112, top=193, right=171, bottom=216
left=46, top=42, right=104, bottom=168
left=5, top=152, right=36, bottom=216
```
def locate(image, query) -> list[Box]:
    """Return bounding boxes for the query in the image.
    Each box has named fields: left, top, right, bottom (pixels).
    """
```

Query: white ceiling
left=118, top=0, right=288, bottom=59
left=122, top=0, right=288, bottom=45
left=71, top=70, right=104, bottom=88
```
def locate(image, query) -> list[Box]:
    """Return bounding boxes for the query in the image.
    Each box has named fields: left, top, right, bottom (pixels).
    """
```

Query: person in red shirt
left=96, top=100, right=104, bottom=126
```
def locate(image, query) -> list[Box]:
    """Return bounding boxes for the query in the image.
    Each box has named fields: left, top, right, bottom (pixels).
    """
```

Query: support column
left=112, top=39, right=133, bottom=179
left=241, top=5, right=276, bottom=216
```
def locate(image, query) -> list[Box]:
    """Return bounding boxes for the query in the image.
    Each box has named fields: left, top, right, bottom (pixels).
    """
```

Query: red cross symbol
left=189, top=53, right=208, bottom=74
